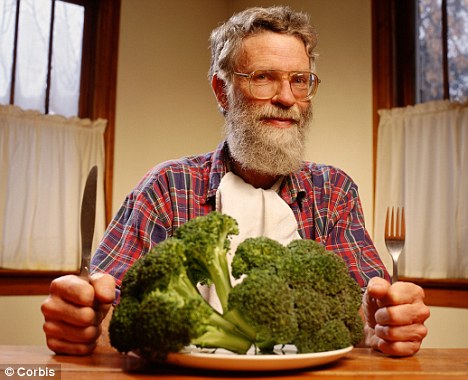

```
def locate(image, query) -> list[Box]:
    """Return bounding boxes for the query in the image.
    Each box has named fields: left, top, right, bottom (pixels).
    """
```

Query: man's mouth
left=261, top=117, right=299, bottom=128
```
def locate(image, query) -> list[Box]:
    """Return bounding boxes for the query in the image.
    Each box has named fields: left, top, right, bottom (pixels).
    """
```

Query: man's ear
left=211, top=74, right=229, bottom=112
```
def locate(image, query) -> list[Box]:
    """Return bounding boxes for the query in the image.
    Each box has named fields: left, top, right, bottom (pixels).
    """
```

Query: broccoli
left=228, top=268, right=298, bottom=352
left=285, top=239, right=364, bottom=352
left=172, top=210, right=239, bottom=312
left=231, top=236, right=289, bottom=278
left=108, top=212, right=364, bottom=361
left=231, top=237, right=364, bottom=353
left=109, top=231, right=253, bottom=360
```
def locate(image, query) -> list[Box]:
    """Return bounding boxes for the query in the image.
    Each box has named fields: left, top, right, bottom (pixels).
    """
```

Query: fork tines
left=385, top=207, right=405, bottom=240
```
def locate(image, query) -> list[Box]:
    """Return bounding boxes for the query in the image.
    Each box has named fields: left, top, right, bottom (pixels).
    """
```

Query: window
left=372, top=0, right=467, bottom=111
left=417, top=0, right=468, bottom=103
left=1, top=0, right=118, bottom=223
left=0, top=0, right=120, bottom=221
left=0, top=0, right=120, bottom=294
left=0, top=0, right=85, bottom=116
left=372, top=0, right=468, bottom=308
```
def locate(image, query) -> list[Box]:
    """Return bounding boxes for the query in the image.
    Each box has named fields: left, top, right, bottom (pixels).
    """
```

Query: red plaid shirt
left=92, top=141, right=390, bottom=288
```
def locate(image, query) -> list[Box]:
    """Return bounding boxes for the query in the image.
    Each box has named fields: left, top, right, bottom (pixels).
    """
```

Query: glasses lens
left=248, top=70, right=319, bottom=100
left=290, top=72, right=312, bottom=99
left=249, top=71, right=276, bottom=99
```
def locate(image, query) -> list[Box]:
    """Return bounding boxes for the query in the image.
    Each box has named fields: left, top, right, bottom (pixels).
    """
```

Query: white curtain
left=0, top=104, right=106, bottom=271
left=374, top=100, right=468, bottom=279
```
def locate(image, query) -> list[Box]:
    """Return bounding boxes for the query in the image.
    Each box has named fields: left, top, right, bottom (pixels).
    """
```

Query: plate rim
left=165, top=345, right=354, bottom=371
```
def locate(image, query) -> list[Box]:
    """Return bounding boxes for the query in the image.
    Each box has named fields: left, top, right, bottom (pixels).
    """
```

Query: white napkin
left=216, top=172, right=301, bottom=250
left=199, top=172, right=301, bottom=311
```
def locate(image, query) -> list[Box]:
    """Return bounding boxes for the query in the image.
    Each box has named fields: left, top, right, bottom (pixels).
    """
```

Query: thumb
left=90, top=273, right=116, bottom=305
left=89, top=273, right=116, bottom=325
left=363, top=277, right=391, bottom=327
left=366, top=276, right=391, bottom=307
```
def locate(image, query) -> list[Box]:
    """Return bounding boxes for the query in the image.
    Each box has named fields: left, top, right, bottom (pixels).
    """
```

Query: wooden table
left=0, top=345, right=467, bottom=379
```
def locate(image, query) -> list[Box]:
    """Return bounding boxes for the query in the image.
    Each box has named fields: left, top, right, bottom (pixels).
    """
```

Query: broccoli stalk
left=173, top=211, right=238, bottom=312
left=191, top=313, right=253, bottom=354
left=173, top=212, right=259, bottom=342
left=134, top=289, right=252, bottom=361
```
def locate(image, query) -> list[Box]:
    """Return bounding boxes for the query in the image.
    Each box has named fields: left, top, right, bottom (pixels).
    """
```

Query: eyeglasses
left=233, top=70, right=320, bottom=101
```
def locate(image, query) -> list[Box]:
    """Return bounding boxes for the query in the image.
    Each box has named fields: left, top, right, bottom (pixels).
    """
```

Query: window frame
left=0, top=0, right=120, bottom=295
left=371, top=0, right=468, bottom=308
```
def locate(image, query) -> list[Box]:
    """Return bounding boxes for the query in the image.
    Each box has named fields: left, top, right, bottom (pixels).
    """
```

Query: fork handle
left=392, top=258, right=398, bottom=283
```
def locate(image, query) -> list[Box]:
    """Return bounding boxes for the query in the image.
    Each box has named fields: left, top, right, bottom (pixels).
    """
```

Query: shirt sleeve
left=91, top=172, right=173, bottom=287
left=318, top=168, right=391, bottom=287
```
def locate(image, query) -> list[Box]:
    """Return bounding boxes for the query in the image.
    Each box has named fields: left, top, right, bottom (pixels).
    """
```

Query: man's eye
left=292, top=74, right=309, bottom=85
left=252, top=72, right=273, bottom=82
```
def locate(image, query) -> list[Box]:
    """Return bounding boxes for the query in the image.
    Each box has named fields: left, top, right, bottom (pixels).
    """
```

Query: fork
left=384, top=207, right=406, bottom=283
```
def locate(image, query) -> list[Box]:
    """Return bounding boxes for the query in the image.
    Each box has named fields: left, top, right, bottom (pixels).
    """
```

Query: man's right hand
left=41, top=273, right=116, bottom=355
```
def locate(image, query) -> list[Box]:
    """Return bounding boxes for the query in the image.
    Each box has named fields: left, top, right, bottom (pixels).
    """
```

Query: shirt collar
left=279, top=166, right=308, bottom=204
left=206, top=141, right=229, bottom=202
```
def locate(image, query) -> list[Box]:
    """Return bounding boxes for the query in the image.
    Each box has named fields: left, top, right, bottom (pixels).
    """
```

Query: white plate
left=166, top=345, right=353, bottom=371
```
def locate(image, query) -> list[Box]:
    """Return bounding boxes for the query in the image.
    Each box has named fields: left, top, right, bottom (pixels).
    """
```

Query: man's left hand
left=362, top=276, right=430, bottom=356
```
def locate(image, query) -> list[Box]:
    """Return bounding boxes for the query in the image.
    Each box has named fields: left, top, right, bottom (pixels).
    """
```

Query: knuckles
left=45, top=337, right=97, bottom=356
left=43, top=320, right=101, bottom=351
left=49, top=275, right=95, bottom=306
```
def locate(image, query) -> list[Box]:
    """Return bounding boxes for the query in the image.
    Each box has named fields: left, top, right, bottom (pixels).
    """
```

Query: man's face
left=224, top=32, right=313, bottom=176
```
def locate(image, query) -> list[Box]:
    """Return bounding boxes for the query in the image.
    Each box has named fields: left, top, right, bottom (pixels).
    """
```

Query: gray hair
left=208, top=6, right=318, bottom=83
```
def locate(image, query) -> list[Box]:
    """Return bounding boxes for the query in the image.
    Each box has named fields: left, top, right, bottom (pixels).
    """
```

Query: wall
left=1, top=0, right=466, bottom=349
left=112, top=0, right=227, bottom=212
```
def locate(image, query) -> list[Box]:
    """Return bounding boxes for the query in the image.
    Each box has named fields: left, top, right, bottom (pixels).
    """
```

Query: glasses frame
left=233, top=70, right=321, bottom=101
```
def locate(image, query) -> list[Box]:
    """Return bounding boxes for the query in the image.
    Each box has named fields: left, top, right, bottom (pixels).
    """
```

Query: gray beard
left=224, top=93, right=312, bottom=176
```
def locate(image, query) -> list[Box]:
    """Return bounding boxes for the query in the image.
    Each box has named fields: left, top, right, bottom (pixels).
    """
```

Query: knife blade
left=79, top=165, right=98, bottom=280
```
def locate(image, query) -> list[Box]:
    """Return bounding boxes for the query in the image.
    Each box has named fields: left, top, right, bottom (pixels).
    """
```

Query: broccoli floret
left=345, top=312, right=365, bottom=346
left=134, top=289, right=209, bottom=361
left=228, top=268, right=298, bottom=352
left=231, top=236, right=289, bottom=278
left=173, top=211, right=239, bottom=312
left=286, top=239, right=364, bottom=352
left=116, top=238, right=191, bottom=299
left=108, top=296, right=139, bottom=353
left=287, top=239, right=351, bottom=295
left=229, top=237, right=298, bottom=352
left=301, top=319, right=353, bottom=353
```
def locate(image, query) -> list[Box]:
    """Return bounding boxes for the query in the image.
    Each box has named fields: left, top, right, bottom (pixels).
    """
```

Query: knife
left=79, top=165, right=98, bottom=280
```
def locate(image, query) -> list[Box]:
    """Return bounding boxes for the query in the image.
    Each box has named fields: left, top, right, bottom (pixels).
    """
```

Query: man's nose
left=271, top=79, right=296, bottom=107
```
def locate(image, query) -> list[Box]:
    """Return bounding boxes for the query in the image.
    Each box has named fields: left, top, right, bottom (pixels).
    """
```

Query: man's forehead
left=237, top=32, right=309, bottom=71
